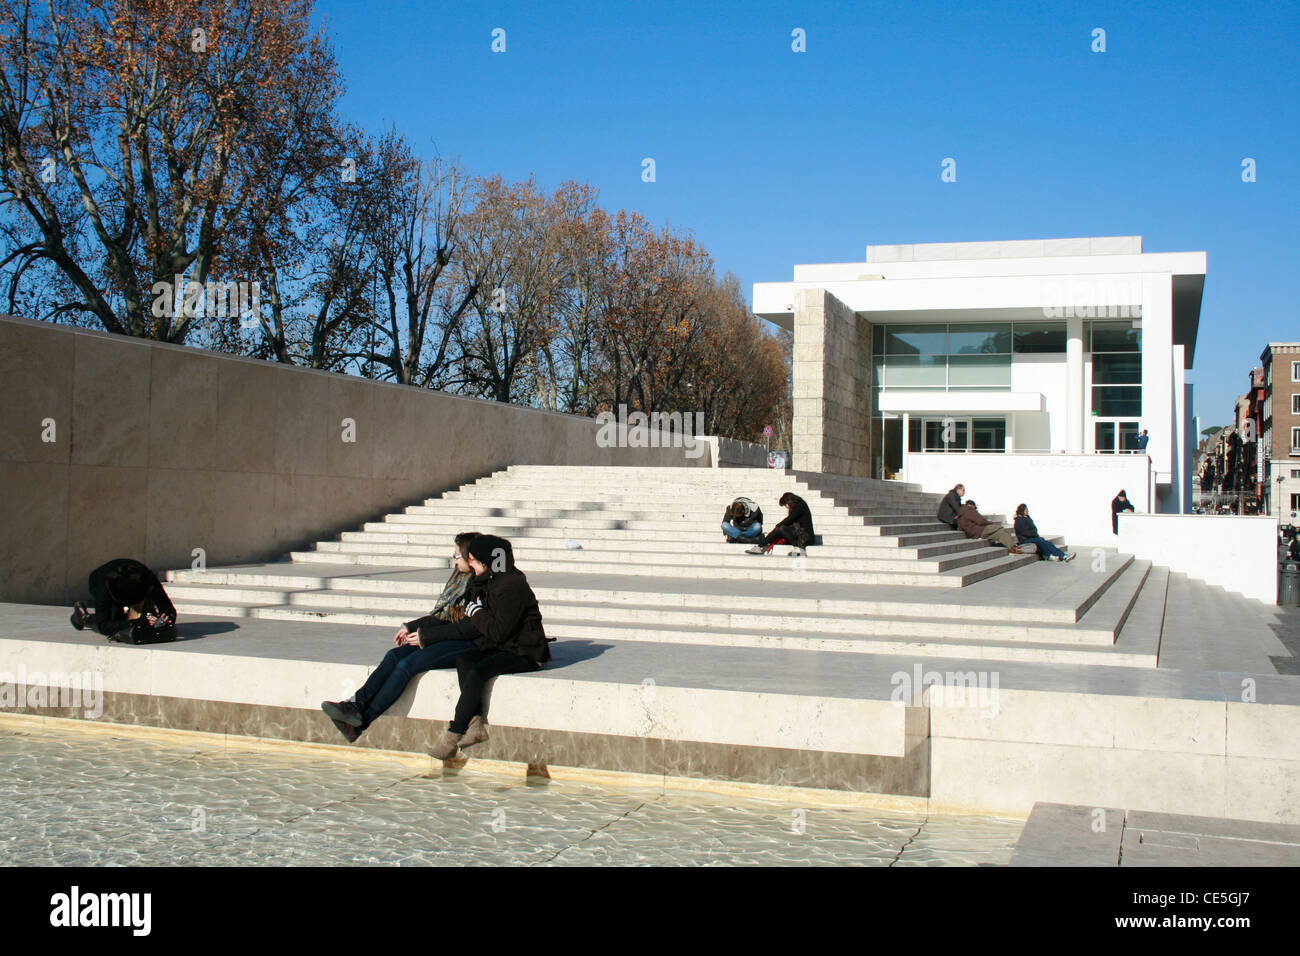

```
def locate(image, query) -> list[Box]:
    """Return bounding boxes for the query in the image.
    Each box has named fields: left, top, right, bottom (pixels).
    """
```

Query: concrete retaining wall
left=0, top=314, right=708, bottom=605
left=1118, top=514, right=1278, bottom=603
left=697, top=436, right=771, bottom=468
left=903, top=452, right=1152, bottom=547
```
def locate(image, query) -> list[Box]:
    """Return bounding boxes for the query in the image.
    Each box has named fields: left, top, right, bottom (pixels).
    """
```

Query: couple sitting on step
left=721, top=492, right=815, bottom=556
left=321, top=531, right=554, bottom=759
left=936, top=484, right=1076, bottom=563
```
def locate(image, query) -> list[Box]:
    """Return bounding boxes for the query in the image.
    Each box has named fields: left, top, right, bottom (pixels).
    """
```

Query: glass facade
left=1088, top=319, right=1142, bottom=436
left=907, top=417, right=1006, bottom=453
left=871, top=320, right=1066, bottom=392
left=872, top=318, right=1148, bottom=469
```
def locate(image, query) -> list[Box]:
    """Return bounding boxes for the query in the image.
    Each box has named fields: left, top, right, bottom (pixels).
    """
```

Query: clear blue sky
left=315, top=0, right=1298, bottom=428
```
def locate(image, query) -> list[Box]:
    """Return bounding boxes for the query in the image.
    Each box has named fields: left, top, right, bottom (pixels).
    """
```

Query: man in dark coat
left=71, top=558, right=176, bottom=639
left=937, top=484, right=965, bottom=528
left=1111, top=490, right=1135, bottom=535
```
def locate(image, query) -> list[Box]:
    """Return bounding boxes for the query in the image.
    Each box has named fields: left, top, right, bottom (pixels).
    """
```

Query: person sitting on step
left=1012, top=504, right=1075, bottom=562
left=936, top=483, right=965, bottom=529
left=746, top=492, right=815, bottom=556
left=321, top=532, right=483, bottom=743
left=721, top=496, right=763, bottom=544
left=956, top=501, right=1023, bottom=554
left=428, top=534, right=554, bottom=760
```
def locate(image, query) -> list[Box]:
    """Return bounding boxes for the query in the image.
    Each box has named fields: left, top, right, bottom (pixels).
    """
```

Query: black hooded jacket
left=461, top=537, right=552, bottom=664
left=774, top=494, right=814, bottom=541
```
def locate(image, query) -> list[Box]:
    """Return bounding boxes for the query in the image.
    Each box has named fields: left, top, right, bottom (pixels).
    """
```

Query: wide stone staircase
left=164, top=465, right=1166, bottom=669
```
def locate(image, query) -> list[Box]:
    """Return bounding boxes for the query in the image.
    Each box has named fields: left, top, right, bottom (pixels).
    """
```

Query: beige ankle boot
left=428, top=729, right=462, bottom=760
left=461, top=716, right=490, bottom=747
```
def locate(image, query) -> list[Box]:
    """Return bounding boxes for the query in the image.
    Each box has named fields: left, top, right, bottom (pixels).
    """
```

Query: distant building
left=1261, top=342, right=1300, bottom=519
left=753, top=236, right=1206, bottom=544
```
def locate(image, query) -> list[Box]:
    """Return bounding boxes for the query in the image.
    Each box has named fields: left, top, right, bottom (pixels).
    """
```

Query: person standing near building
left=1135, top=429, right=1149, bottom=453
left=1111, top=489, right=1135, bottom=534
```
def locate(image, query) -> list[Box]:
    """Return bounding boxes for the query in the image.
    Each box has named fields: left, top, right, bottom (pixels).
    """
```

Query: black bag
left=110, top=619, right=178, bottom=645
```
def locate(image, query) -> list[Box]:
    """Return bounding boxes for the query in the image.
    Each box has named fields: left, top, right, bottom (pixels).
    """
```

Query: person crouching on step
left=428, top=534, right=555, bottom=760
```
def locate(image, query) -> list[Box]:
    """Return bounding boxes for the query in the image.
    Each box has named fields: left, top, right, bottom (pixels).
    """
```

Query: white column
left=1141, top=274, right=1174, bottom=485
left=1066, top=316, right=1084, bottom=453
left=900, top=412, right=910, bottom=479
left=1173, top=344, right=1186, bottom=513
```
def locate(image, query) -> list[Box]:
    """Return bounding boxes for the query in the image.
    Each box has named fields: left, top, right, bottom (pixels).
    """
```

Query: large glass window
left=948, top=323, right=1011, bottom=355
left=1088, top=320, right=1141, bottom=352
left=1095, top=422, right=1116, bottom=455
left=949, top=354, right=1011, bottom=388
left=923, top=419, right=969, bottom=452
left=882, top=355, right=947, bottom=387
left=872, top=320, right=1040, bottom=391
left=1013, top=322, right=1067, bottom=353
left=972, top=418, right=1006, bottom=452
left=1091, top=354, right=1141, bottom=384
left=1092, top=387, right=1142, bottom=416
left=1095, top=420, right=1140, bottom=452
left=885, top=325, right=947, bottom=355
left=1089, top=320, right=1142, bottom=419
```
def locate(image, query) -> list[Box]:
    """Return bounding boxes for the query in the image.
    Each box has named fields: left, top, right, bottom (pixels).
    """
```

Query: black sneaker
left=327, top=715, right=360, bottom=743
left=322, top=700, right=364, bottom=727
left=70, top=602, right=90, bottom=631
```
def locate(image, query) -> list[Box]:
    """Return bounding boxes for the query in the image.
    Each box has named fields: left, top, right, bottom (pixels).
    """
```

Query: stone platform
left=1011, top=802, right=1300, bottom=865
left=5, top=464, right=1300, bottom=825
left=4, top=581, right=1299, bottom=822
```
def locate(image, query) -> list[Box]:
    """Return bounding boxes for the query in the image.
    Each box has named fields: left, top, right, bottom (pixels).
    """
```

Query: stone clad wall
left=791, top=288, right=873, bottom=477
left=0, top=314, right=708, bottom=605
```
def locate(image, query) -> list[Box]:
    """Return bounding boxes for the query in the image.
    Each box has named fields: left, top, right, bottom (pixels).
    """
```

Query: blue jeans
left=355, top=639, right=478, bottom=730
left=722, top=521, right=762, bottom=540
left=1021, top=536, right=1066, bottom=559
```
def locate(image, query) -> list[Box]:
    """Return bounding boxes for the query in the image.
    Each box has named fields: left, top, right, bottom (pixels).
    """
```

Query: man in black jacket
left=71, top=558, right=176, bottom=641
left=429, top=534, right=554, bottom=759
left=936, top=484, right=965, bottom=528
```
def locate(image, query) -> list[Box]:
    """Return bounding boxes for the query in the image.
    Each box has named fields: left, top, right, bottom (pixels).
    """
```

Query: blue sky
left=315, top=0, right=1298, bottom=428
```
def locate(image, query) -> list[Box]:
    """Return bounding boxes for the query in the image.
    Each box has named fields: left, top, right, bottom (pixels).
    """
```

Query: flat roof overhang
left=755, top=260, right=1206, bottom=369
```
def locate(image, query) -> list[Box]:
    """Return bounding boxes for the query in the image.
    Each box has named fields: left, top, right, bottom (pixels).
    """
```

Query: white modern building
left=753, top=236, right=1206, bottom=546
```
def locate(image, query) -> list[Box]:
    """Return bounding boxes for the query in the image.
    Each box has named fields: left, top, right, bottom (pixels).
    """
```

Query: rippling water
left=0, top=726, right=1023, bottom=866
